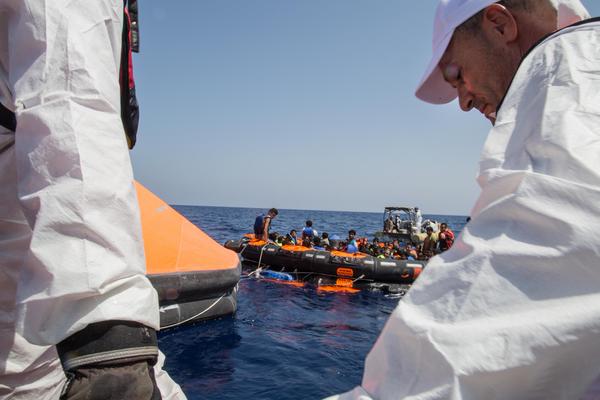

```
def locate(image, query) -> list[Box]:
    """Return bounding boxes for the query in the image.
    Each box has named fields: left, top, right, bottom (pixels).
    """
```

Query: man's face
left=439, top=19, right=520, bottom=124
left=440, top=224, right=447, bottom=232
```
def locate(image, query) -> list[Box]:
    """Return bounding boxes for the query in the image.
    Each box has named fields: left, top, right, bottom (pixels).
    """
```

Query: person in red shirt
left=438, top=222, right=455, bottom=252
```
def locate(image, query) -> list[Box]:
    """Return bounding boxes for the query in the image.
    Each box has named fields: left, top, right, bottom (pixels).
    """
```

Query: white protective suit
left=330, top=10, right=600, bottom=400
left=0, top=0, right=184, bottom=398
left=415, top=209, right=423, bottom=233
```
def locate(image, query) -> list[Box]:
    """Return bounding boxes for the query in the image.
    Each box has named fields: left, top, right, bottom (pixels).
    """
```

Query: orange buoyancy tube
left=330, top=250, right=367, bottom=258
left=135, top=181, right=239, bottom=274
left=245, top=240, right=313, bottom=253
left=248, top=239, right=268, bottom=246
left=281, top=244, right=312, bottom=252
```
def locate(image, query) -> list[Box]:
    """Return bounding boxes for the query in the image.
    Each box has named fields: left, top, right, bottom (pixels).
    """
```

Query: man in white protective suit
left=0, top=0, right=185, bottom=398
left=329, top=0, right=600, bottom=399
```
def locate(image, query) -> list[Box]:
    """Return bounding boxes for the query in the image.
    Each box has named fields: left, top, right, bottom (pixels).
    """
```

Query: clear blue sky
left=131, top=1, right=600, bottom=216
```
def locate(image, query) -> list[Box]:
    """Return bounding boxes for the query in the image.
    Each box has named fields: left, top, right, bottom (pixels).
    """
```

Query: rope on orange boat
left=244, top=241, right=270, bottom=279
left=257, top=243, right=267, bottom=269
left=160, top=290, right=229, bottom=330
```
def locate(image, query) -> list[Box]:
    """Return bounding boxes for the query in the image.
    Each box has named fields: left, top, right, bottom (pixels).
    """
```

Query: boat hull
left=225, top=239, right=424, bottom=284
left=136, top=181, right=241, bottom=328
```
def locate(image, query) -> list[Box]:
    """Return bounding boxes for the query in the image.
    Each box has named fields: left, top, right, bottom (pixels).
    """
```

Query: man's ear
left=482, top=4, right=518, bottom=42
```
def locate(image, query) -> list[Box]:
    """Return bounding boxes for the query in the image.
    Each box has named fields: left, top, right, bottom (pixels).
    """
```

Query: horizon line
left=170, top=203, right=470, bottom=218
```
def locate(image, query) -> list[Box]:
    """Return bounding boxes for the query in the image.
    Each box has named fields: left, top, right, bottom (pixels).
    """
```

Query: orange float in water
left=317, top=285, right=360, bottom=294
left=136, top=182, right=240, bottom=329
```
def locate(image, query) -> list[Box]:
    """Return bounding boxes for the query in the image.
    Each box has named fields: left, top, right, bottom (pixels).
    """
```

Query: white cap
left=415, top=0, right=591, bottom=105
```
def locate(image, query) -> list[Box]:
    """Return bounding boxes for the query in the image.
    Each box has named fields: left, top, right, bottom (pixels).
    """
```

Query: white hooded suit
left=331, top=9, right=600, bottom=400
left=0, top=0, right=184, bottom=398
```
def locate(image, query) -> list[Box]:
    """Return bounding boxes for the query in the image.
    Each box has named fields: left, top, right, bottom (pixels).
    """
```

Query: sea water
left=158, top=206, right=468, bottom=400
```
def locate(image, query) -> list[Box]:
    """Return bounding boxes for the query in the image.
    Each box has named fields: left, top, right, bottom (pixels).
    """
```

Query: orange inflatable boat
left=136, top=182, right=241, bottom=329
left=225, top=236, right=423, bottom=285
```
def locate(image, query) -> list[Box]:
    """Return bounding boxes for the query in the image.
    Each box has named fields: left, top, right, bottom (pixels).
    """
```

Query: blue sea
left=158, top=206, right=468, bottom=400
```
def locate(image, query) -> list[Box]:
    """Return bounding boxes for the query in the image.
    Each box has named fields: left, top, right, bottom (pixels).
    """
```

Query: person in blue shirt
left=301, top=220, right=317, bottom=240
left=346, top=230, right=358, bottom=254
left=253, top=208, right=278, bottom=241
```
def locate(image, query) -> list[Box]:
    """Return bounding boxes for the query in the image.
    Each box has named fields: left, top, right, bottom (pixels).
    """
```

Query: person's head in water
left=268, top=208, right=278, bottom=218
left=305, top=220, right=313, bottom=227
left=417, top=0, right=568, bottom=124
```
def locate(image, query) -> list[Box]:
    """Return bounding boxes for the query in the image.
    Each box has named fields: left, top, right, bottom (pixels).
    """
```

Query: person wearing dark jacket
left=254, top=208, right=278, bottom=241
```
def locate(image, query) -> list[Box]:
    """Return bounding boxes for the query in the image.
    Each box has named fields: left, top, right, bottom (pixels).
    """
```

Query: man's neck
left=515, top=8, right=558, bottom=57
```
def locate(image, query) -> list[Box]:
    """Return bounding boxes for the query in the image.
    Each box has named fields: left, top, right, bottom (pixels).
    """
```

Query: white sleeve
left=7, top=0, right=159, bottom=345
left=328, top=25, right=600, bottom=400
left=154, top=351, right=188, bottom=400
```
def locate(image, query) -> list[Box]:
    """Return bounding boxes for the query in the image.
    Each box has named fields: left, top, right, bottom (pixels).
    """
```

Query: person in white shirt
left=414, top=207, right=423, bottom=232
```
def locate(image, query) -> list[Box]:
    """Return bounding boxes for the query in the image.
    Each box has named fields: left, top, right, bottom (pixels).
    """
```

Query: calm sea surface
left=159, top=206, right=468, bottom=400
